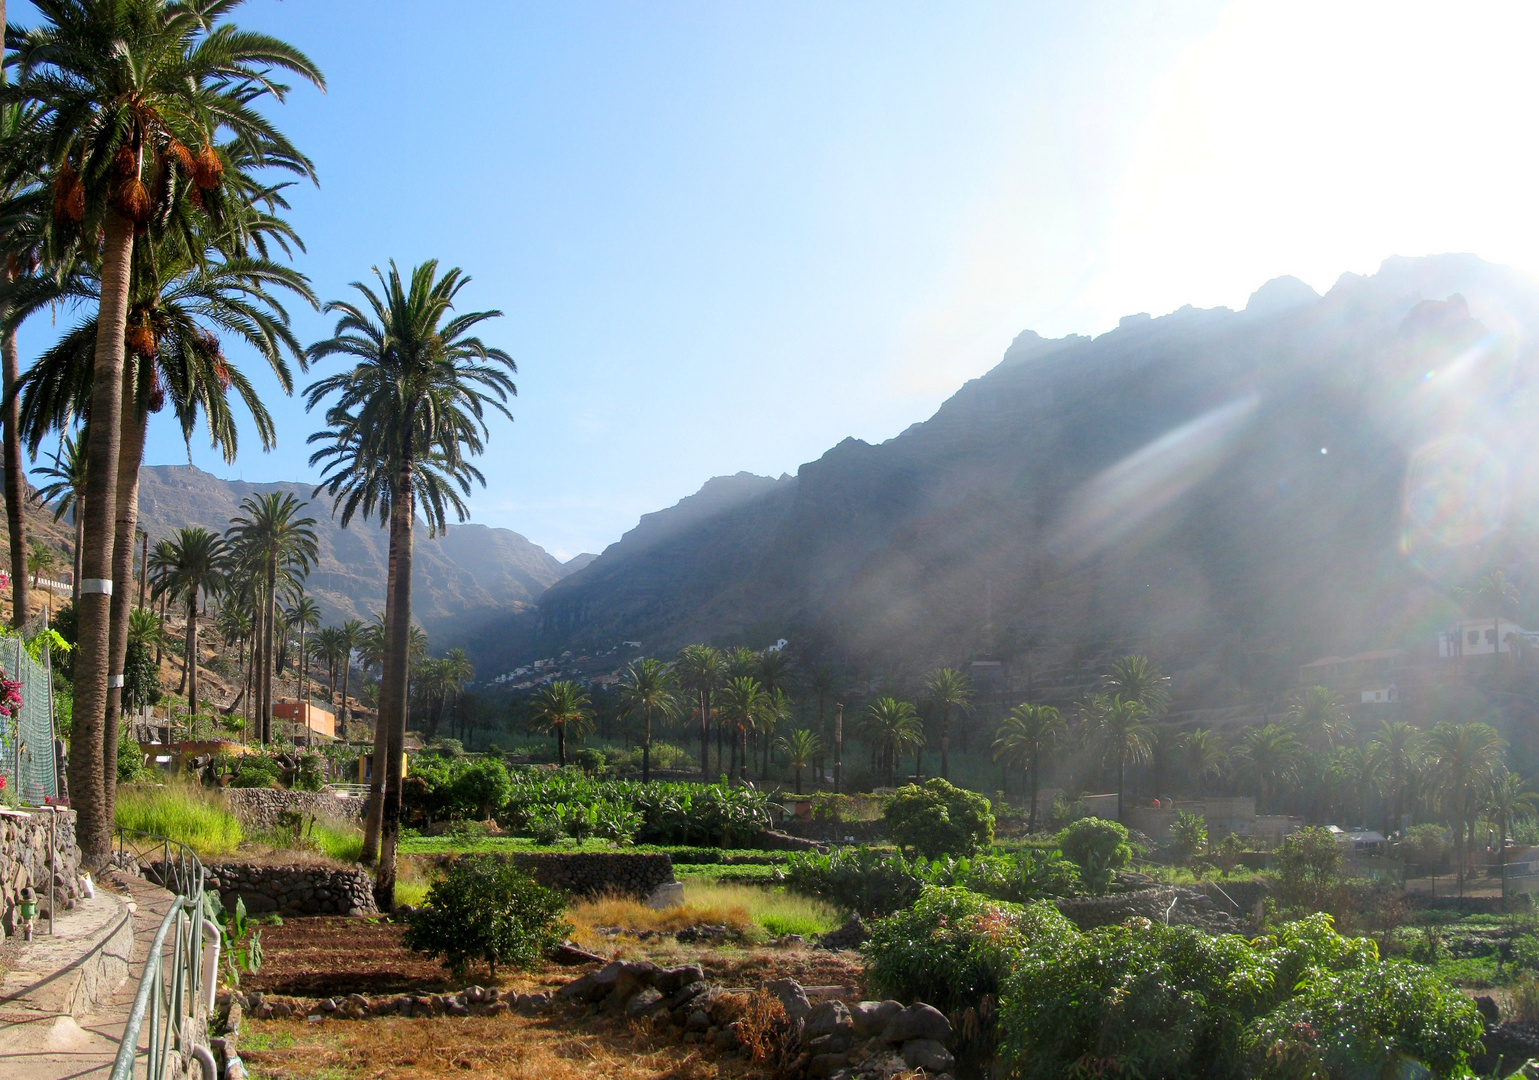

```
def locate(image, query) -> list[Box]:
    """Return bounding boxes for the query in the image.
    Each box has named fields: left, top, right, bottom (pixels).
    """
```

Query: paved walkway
left=0, top=872, right=176, bottom=1080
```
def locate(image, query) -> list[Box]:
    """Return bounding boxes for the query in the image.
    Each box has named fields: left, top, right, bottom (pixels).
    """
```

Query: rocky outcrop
left=0, top=807, right=78, bottom=937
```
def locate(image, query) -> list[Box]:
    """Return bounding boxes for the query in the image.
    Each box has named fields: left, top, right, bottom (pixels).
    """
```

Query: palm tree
left=154, top=526, right=227, bottom=723
left=1178, top=728, right=1229, bottom=797
left=34, top=430, right=86, bottom=600
left=286, top=595, right=322, bottom=709
left=1289, top=685, right=1349, bottom=751
left=810, top=662, right=837, bottom=781
left=1234, top=723, right=1302, bottom=814
left=3, top=0, right=322, bottom=859
left=992, top=703, right=1065, bottom=832
left=617, top=658, right=679, bottom=783
left=309, top=625, right=345, bottom=706
left=306, top=261, right=513, bottom=908
left=776, top=729, right=823, bottom=794
left=1084, top=693, right=1152, bottom=822
left=1476, top=570, right=1520, bottom=661
left=226, top=493, right=317, bottom=744
left=1101, top=655, right=1170, bottom=714
left=529, top=681, right=593, bottom=767
left=717, top=675, right=770, bottom=785
left=336, top=619, right=363, bottom=742
left=1486, top=771, right=1539, bottom=868
left=760, top=687, right=794, bottom=781
left=861, top=697, right=924, bottom=786
left=923, top=667, right=972, bottom=780
left=676, top=644, right=723, bottom=780
left=427, top=648, right=473, bottom=740
left=1423, top=721, right=1504, bottom=896
left=1366, top=721, right=1420, bottom=835
left=25, top=540, right=53, bottom=590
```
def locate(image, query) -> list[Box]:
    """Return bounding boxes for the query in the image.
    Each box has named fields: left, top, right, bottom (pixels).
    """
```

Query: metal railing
left=109, top=826, right=216, bottom=1080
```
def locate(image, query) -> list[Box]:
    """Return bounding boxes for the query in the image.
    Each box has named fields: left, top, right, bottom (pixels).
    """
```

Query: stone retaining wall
left=0, top=807, right=78, bottom=938
left=223, top=789, right=366, bottom=832
left=427, top=852, right=675, bottom=899
left=199, top=861, right=378, bottom=917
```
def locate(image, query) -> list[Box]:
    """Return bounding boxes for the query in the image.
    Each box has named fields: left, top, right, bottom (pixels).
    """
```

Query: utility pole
left=833, top=703, right=843, bottom=795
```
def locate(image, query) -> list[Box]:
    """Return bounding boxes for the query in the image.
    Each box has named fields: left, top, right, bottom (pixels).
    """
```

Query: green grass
left=673, top=862, right=780, bottom=882
left=1431, top=955, right=1504, bottom=989
left=396, top=833, right=782, bottom=862
left=311, top=821, right=363, bottom=862
left=681, top=880, right=842, bottom=937
left=113, top=782, right=243, bottom=857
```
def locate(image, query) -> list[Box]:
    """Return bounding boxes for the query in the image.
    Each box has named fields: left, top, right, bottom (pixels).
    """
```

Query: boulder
left=850, top=1000, right=903, bottom=1037
left=686, top=1009, right=711, bottom=1032
left=805, top=1000, right=855, bottom=1039
left=809, top=1053, right=850, bottom=1077
left=646, top=882, right=686, bottom=909
left=767, top=978, right=811, bottom=1021
left=902, top=1038, right=955, bottom=1072
left=882, top=1003, right=951, bottom=1044
left=558, top=961, right=624, bottom=1001
left=656, top=964, right=705, bottom=994
left=625, top=987, right=666, bottom=1017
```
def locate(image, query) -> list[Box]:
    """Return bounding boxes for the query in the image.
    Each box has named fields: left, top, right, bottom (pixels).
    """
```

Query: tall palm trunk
left=556, top=721, right=566, bottom=766
left=260, top=554, right=276, bottom=743
left=103, top=382, right=147, bottom=827
left=375, top=464, right=415, bottom=911
left=70, top=211, right=133, bottom=861
left=3, top=321, right=29, bottom=629
left=939, top=705, right=950, bottom=779
left=642, top=707, right=652, bottom=784
left=1028, top=750, right=1041, bottom=833
left=185, top=591, right=199, bottom=720
left=738, top=724, right=749, bottom=785
left=699, top=690, right=709, bottom=781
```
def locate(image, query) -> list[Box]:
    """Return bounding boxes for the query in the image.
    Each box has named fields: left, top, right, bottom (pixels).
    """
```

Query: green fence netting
left=0, top=634, right=56, bottom=803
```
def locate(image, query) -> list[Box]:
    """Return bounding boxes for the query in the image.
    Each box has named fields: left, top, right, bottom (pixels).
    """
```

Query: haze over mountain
left=499, top=254, right=1539, bottom=702
left=135, top=466, right=570, bottom=653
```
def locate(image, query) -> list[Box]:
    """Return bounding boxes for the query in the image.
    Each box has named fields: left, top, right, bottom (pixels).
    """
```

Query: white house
left=1439, top=617, right=1528, bottom=658
left=1360, top=686, right=1399, bottom=704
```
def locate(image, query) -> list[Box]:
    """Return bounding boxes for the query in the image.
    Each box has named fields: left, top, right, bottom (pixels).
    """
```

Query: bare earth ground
left=239, top=916, right=866, bottom=1080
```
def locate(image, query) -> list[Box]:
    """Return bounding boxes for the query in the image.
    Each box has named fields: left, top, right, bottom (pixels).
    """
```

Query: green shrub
left=865, top=887, right=1074, bottom=1016
left=1167, top=811, right=1207, bottom=866
left=402, top=857, right=569, bottom=979
left=1057, top=817, right=1132, bottom=893
left=572, top=747, right=607, bottom=774
left=963, top=849, right=1079, bottom=902
left=783, top=847, right=927, bottom=918
left=1400, top=823, right=1450, bottom=876
left=994, top=912, right=1480, bottom=1080
left=229, top=755, right=283, bottom=789
left=1274, top=826, right=1343, bottom=911
left=451, top=758, right=512, bottom=819
left=117, top=720, right=150, bottom=783
left=884, top=778, right=994, bottom=858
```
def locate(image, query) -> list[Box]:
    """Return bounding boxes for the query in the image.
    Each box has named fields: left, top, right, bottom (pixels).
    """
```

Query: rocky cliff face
left=525, top=255, right=1539, bottom=693
left=135, top=465, right=568, bottom=653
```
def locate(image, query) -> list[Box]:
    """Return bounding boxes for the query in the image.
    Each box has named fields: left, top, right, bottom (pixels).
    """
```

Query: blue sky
left=15, top=1, right=1539, bottom=559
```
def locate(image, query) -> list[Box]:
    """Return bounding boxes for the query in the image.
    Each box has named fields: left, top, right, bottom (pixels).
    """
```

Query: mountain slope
left=136, top=465, right=567, bottom=651
left=526, top=254, right=1539, bottom=696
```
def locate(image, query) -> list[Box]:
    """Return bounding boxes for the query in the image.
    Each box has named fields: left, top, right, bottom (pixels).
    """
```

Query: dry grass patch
left=240, top=1012, right=757, bottom=1080
left=565, top=882, right=841, bottom=952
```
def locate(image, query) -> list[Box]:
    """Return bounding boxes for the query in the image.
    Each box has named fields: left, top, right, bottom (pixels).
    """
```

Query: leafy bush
left=402, top=857, right=569, bottom=978
left=1400, top=823, right=1450, bottom=876
left=865, top=887, right=1075, bottom=1016
left=783, top=846, right=1077, bottom=917
left=229, top=755, right=282, bottom=789
left=1057, top=817, right=1132, bottom=893
left=884, top=778, right=994, bottom=858
left=1167, top=811, right=1207, bottom=866
left=451, top=758, right=512, bottom=819
left=963, top=848, right=1079, bottom=903
left=994, top=913, right=1480, bottom=1080
left=572, top=747, right=607, bottom=774
left=1274, top=826, right=1343, bottom=911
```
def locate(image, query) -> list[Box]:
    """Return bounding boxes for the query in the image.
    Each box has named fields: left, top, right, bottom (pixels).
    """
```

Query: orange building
left=273, top=699, right=336, bottom=741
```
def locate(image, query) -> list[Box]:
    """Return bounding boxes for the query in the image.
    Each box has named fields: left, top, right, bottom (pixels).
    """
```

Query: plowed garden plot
left=243, top=916, right=466, bottom=996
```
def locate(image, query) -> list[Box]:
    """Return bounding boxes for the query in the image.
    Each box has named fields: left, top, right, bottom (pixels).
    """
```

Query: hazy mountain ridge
left=135, top=465, right=569, bottom=652
left=522, top=254, right=1539, bottom=694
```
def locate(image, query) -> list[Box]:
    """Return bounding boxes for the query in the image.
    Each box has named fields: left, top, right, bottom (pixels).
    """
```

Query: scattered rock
left=809, top=1052, right=850, bottom=1077
left=902, top=1038, right=956, bottom=1072
left=767, top=978, right=812, bottom=1021
left=881, top=1003, right=951, bottom=1044
left=686, top=1009, right=710, bottom=1032
left=558, top=960, right=624, bottom=1002
left=656, top=964, right=705, bottom=994
left=625, top=987, right=666, bottom=1017
left=817, top=915, right=869, bottom=951
left=850, top=1000, right=902, bottom=1037
left=805, top=1000, right=854, bottom=1039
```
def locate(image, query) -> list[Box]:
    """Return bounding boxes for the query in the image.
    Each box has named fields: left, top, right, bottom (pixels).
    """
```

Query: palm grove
left=0, top=0, right=514, bottom=910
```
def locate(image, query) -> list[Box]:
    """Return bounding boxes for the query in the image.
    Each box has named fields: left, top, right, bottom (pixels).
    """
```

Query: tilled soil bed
left=244, top=916, right=466, bottom=996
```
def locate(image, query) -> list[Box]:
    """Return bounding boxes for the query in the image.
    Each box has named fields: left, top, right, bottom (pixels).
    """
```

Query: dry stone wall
left=201, top=861, right=377, bottom=917
left=0, top=807, right=79, bottom=938
left=223, top=789, right=366, bottom=832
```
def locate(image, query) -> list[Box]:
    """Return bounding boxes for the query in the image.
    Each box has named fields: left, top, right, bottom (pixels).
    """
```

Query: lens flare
left=1400, top=434, right=1508, bottom=553
left=1048, top=393, right=1260, bottom=564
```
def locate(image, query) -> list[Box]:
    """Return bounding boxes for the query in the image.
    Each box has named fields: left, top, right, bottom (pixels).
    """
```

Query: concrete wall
left=222, top=789, right=366, bottom=833
left=0, top=807, right=78, bottom=938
